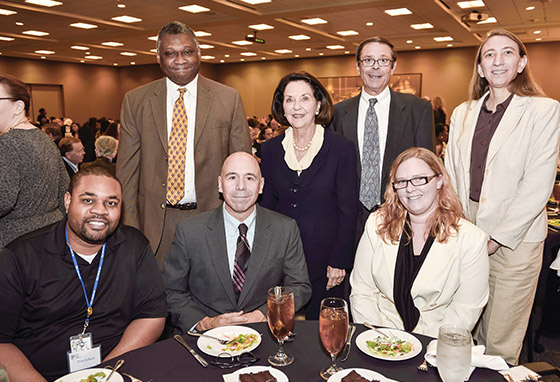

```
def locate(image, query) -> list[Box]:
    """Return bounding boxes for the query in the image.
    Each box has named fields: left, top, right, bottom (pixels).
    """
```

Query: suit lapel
left=194, top=75, right=212, bottom=149
left=237, top=206, right=271, bottom=307
left=383, top=90, right=408, bottom=179
left=486, top=95, right=529, bottom=165
left=150, top=78, right=168, bottom=152
left=205, top=208, right=237, bottom=307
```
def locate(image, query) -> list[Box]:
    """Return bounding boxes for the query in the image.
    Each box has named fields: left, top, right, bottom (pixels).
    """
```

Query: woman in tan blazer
left=445, top=29, right=560, bottom=364
left=350, top=148, right=489, bottom=338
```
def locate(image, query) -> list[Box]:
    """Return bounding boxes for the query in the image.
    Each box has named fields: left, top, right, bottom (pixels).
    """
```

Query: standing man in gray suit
left=117, top=21, right=251, bottom=266
left=162, top=152, right=311, bottom=332
left=329, top=37, right=434, bottom=240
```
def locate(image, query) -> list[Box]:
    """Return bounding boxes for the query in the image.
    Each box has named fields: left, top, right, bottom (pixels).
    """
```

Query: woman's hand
left=326, top=266, right=346, bottom=291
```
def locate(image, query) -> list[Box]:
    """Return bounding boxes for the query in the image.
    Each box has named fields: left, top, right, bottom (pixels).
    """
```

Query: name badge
left=67, top=333, right=102, bottom=373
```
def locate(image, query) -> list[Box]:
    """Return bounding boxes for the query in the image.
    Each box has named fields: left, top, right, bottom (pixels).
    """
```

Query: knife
left=174, top=334, right=209, bottom=367
left=340, top=324, right=356, bottom=362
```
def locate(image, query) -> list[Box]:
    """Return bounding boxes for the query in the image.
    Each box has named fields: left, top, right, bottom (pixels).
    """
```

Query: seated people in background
left=162, top=152, right=311, bottom=332
left=41, top=122, right=63, bottom=147
left=350, top=147, right=489, bottom=338
left=81, top=135, right=118, bottom=175
left=257, top=125, right=273, bottom=143
left=0, top=166, right=167, bottom=382
left=59, top=136, right=85, bottom=179
left=435, top=123, right=448, bottom=161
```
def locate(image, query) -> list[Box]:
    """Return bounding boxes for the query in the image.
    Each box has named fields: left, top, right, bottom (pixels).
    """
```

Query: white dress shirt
left=357, top=85, right=391, bottom=180
left=165, top=76, right=198, bottom=204
left=62, top=156, right=78, bottom=173
left=222, top=204, right=257, bottom=277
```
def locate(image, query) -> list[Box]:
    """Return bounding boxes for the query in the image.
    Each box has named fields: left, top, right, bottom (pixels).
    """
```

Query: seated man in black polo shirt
left=0, top=165, right=167, bottom=382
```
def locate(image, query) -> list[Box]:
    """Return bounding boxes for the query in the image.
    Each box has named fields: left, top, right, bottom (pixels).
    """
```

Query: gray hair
left=95, top=135, right=118, bottom=158
left=157, top=21, right=199, bottom=54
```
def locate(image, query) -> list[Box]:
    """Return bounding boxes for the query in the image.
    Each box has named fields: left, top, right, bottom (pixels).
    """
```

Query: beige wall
left=1, top=41, right=559, bottom=124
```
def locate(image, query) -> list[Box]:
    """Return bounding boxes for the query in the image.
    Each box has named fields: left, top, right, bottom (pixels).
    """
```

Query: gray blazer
left=162, top=204, right=312, bottom=333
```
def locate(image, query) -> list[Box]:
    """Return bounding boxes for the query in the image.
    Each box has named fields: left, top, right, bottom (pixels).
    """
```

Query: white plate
left=328, top=368, right=397, bottom=382
left=227, top=366, right=288, bottom=382
left=54, top=368, right=123, bottom=382
left=356, top=328, right=422, bottom=361
left=197, top=325, right=261, bottom=356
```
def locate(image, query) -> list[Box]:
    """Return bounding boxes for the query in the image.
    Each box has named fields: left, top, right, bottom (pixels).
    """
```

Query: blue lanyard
left=65, top=227, right=106, bottom=334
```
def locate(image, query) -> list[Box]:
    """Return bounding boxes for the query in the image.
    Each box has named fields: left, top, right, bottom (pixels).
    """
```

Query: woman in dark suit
left=260, top=71, right=358, bottom=319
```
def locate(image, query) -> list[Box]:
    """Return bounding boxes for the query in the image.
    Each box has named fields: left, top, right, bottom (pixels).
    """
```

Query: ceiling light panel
left=289, top=35, right=310, bottom=40
left=457, top=1, right=485, bottom=9
left=232, top=40, right=252, bottom=45
left=301, top=18, right=327, bottom=25
left=199, top=44, right=214, bottom=49
left=71, top=45, right=89, bottom=50
left=0, top=36, right=15, bottom=41
left=241, top=0, right=271, bottom=4
left=337, top=30, right=358, bottom=36
left=241, top=52, right=257, bottom=56
left=85, top=55, right=103, bottom=59
left=35, top=49, right=54, bottom=54
left=179, top=5, right=210, bottom=13
left=385, top=8, right=412, bottom=16
left=326, top=45, right=344, bottom=50
left=25, top=0, right=62, bottom=7
left=22, top=30, right=49, bottom=36
left=410, top=23, right=434, bottom=30
left=70, top=22, right=97, bottom=29
left=434, top=36, right=453, bottom=42
left=0, top=9, right=17, bottom=15
left=201, top=55, right=215, bottom=59
left=102, top=41, right=124, bottom=47
left=120, top=52, right=136, bottom=56
left=194, top=31, right=211, bottom=37
left=249, top=24, right=273, bottom=30
left=275, top=49, right=292, bottom=54
left=477, top=17, right=496, bottom=24
left=111, top=15, right=141, bottom=23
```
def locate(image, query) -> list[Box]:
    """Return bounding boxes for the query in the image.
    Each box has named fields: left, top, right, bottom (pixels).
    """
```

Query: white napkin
left=499, top=366, right=541, bottom=381
left=551, top=249, right=560, bottom=276
left=425, top=340, right=509, bottom=380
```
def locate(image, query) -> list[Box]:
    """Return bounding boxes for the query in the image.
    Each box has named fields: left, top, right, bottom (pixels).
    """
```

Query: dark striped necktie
left=232, top=223, right=250, bottom=298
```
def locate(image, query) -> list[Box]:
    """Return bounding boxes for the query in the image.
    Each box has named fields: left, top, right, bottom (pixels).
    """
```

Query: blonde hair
left=469, top=29, right=544, bottom=100
left=95, top=135, right=118, bottom=158
left=376, top=148, right=464, bottom=244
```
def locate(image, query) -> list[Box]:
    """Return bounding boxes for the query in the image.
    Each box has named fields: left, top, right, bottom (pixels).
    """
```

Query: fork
left=121, top=372, right=142, bottom=382
left=417, top=359, right=429, bottom=372
left=187, top=330, right=230, bottom=344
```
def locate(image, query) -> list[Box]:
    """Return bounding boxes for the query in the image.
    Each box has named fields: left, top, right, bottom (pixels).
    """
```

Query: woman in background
left=350, top=148, right=488, bottom=338
left=260, top=71, right=358, bottom=319
left=445, top=29, right=560, bottom=364
left=0, top=74, right=69, bottom=249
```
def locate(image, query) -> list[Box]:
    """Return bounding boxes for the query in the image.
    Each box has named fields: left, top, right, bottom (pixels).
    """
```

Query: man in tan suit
left=117, top=21, right=251, bottom=265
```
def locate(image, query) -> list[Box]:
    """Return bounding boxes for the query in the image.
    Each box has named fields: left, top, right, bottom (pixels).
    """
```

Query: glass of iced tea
left=267, top=286, right=295, bottom=366
left=319, top=297, right=349, bottom=379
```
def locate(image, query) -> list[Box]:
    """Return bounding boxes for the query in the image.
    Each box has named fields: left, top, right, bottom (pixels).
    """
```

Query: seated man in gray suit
left=162, top=152, right=311, bottom=332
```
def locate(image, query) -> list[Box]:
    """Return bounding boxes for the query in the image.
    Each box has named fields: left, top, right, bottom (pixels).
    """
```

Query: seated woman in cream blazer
left=350, top=148, right=489, bottom=338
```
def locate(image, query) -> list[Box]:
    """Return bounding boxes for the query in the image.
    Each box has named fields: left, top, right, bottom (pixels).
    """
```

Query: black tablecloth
left=99, top=321, right=504, bottom=382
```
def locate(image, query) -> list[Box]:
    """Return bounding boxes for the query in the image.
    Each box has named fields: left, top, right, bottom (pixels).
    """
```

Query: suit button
left=160, top=203, right=165, bottom=209
left=164, top=157, right=168, bottom=162
left=293, top=189, right=297, bottom=193
left=485, top=170, right=489, bottom=175
left=162, top=183, right=166, bottom=187
left=292, top=203, right=297, bottom=208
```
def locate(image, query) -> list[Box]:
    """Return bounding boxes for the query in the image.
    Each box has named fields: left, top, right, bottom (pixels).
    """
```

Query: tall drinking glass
left=436, top=325, right=472, bottom=382
left=553, top=181, right=560, bottom=213
left=267, top=286, right=295, bottom=366
left=319, top=297, right=349, bottom=380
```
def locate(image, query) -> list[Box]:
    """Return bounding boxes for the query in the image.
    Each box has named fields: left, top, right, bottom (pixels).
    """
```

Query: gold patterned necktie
left=166, top=87, right=188, bottom=205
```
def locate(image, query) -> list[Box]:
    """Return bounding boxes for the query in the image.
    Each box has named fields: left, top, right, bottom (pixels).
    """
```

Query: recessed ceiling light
left=275, top=49, right=292, bottom=54
left=366, top=22, right=373, bottom=26
left=111, top=15, right=141, bottom=23
left=71, top=45, right=89, bottom=50
left=406, top=40, right=413, bottom=43
left=319, top=52, right=324, bottom=56
left=0, top=36, right=14, bottom=41
left=289, top=35, right=310, bottom=40
left=232, top=40, right=252, bottom=46
left=0, top=9, right=17, bottom=15
left=295, top=54, right=299, bottom=57
left=241, top=52, right=257, bottom=56
left=411, top=23, right=433, bottom=30
left=249, top=24, right=273, bottom=30
left=70, top=22, right=97, bottom=29
left=345, top=51, right=350, bottom=54
left=385, top=8, right=412, bottom=16
left=194, top=31, right=211, bottom=37
left=130, top=61, right=135, bottom=65
left=415, top=46, right=421, bottom=49
left=457, top=1, right=485, bottom=9
left=225, top=54, right=230, bottom=57
left=447, top=43, right=454, bottom=47
left=301, top=18, right=327, bottom=25
left=326, top=45, right=344, bottom=50
left=120, top=52, right=136, bottom=56
left=178, top=5, right=210, bottom=13
left=201, top=55, right=215, bottom=59
left=220, top=59, right=225, bottom=63
left=80, top=60, right=84, bottom=63
left=477, top=16, right=496, bottom=24
left=241, top=0, right=271, bottom=4
left=85, top=55, right=102, bottom=59
left=240, top=58, right=245, bottom=61
left=536, top=37, right=542, bottom=41
left=85, top=51, right=90, bottom=55
left=337, top=30, right=358, bottom=36
left=534, top=30, right=541, bottom=34
left=199, top=44, right=214, bottom=49
left=25, top=0, right=62, bottom=7
left=150, top=48, right=157, bottom=53
left=261, top=57, right=266, bottom=60
left=102, top=41, right=124, bottom=47
left=117, top=3, right=126, bottom=8
left=148, top=36, right=158, bottom=41
left=15, top=22, right=23, bottom=26
left=113, top=62, right=118, bottom=65
left=41, top=56, right=46, bottom=59
left=305, top=48, right=311, bottom=51
left=526, top=6, right=535, bottom=11
left=22, top=30, right=49, bottom=36
left=434, top=36, right=453, bottom=42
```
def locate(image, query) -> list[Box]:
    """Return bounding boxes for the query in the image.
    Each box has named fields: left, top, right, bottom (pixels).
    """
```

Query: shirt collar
left=482, top=92, right=514, bottom=113
left=62, top=156, right=78, bottom=172
left=360, top=84, right=390, bottom=103
left=222, top=203, right=257, bottom=232
left=166, top=75, right=198, bottom=97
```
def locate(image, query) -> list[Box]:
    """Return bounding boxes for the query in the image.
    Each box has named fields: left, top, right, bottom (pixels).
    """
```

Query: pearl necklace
left=292, top=127, right=316, bottom=152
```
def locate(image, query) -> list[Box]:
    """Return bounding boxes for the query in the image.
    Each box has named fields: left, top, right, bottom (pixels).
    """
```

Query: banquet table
left=98, top=321, right=505, bottom=382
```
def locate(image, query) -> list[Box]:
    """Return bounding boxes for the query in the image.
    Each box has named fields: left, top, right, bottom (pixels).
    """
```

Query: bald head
left=218, top=152, right=264, bottom=221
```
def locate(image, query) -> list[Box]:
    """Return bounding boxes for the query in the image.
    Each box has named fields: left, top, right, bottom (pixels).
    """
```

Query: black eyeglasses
left=0, top=98, right=15, bottom=101
left=393, top=174, right=439, bottom=190
left=359, top=57, right=393, bottom=67
left=210, top=352, right=259, bottom=369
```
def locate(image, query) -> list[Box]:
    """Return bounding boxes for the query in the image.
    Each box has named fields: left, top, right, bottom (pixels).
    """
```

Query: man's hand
left=326, top=266, right=346, bottom=291
left=487, top=239, right=500, bottom=256
left=196, top=310, right=267, bottom=331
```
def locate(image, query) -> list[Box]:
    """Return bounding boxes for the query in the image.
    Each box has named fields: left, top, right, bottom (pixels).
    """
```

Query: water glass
left=437, top=325, right=472, bottom=382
